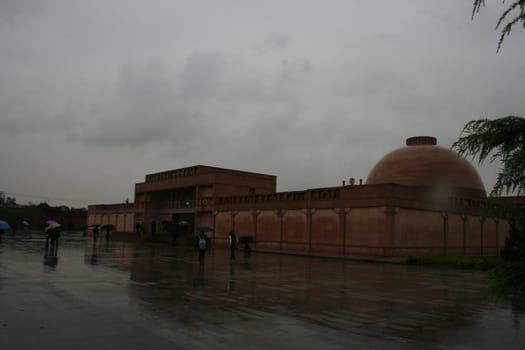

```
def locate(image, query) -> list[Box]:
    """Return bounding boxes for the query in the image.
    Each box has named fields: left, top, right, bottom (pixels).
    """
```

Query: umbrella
left=22, top=221, right=30, bottom=226
left=45, top=223, right=61, bottom=231
left=0, top=220, right=11, bottom=230
left=46, top=220, right=58, bottom=225
left=197, top=226, right=214, bottom=232
left=178, top=221, right=189, bottom=225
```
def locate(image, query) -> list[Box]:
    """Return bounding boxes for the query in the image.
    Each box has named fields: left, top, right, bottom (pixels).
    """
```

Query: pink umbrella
left=46, top=220, right=58, bottom=225
left=45, top=223, right=61, bottom=231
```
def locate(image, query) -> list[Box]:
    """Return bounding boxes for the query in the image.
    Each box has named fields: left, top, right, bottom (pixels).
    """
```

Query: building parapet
left=145, top=166, right=198, bottom=182
left=202, top=183, right=497, bottom=215
left=135, top=165, right=277, bottom=194
left=88, top=203, right=139, bottom=213
left=142, top=165, right=276, bottom=184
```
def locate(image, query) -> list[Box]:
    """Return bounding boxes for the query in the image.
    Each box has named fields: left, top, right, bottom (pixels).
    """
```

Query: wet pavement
left=1, top=232, right=524, bottom=349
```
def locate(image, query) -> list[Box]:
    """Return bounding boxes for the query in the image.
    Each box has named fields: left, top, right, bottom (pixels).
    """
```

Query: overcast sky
left=1, top=0, right=524, bottom=208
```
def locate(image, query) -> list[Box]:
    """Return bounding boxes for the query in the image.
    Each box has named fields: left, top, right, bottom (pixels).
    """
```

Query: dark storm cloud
left=0, top=0, right=44, bottom=25
left=71, top=60, right=184, bottom=148
left=279, top=60, right=312, bottom=84
left=71, top=52, right=318, bottom=159
left=0, top=84, right=81, bottom=135
left=1, top=0, right=525, bottom=206
left=259, top=33, right=291, bottom=53
left=180, top=52, right=230, bottom=99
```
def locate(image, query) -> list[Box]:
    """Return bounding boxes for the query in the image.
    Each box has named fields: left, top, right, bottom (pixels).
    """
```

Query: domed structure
left=366, top=136, right=486, bottom=197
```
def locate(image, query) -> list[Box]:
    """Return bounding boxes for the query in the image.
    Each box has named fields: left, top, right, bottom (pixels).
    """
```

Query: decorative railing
left=145, top=166, right=198, bottom=183
left=214, top=191, right=307, bottom=206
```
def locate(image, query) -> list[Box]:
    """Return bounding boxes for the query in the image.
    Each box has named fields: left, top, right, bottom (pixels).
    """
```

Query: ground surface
left=0, top=232, right=524, bottom=349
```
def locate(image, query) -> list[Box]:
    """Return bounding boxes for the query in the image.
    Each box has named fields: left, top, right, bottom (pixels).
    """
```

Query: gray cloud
left=0, top=0, right=44, bottom=25
left=1, top=0, right=524, bottom=207
left=66, top=52, right=315, bottom=155
left=259, top=33, right=292, bottom=53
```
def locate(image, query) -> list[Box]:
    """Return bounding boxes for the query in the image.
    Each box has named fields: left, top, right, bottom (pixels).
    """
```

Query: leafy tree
left=238, top=235, right=256, bottom=254
left=0, top=192, right=17, bottom=207
left=452, top=116, right=525, bottom=196
left=472, top=0, right=525, bottom=52
left=165, top=221, right=182, bottom=244
left=101, top=224, right=115, bottom=237
left=500, top=217, right=525, bottom=261
left=453, top=117, right=525, bottom=316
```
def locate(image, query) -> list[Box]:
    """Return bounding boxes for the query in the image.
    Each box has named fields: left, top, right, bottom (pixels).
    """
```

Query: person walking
left=45, top=226, right=60, bottom=255
left=194, top=232, right=208, bottom=266
left=228, top=230, right=237, bottom=261
left=135, top=221, right=142, bottom=237
left=93, top=225, right=100, bottom=242
left=151, top=220, right=156, bottom=236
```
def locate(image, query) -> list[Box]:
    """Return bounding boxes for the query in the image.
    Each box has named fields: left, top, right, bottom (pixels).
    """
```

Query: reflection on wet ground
left=1, top=232, right=524, bottom=349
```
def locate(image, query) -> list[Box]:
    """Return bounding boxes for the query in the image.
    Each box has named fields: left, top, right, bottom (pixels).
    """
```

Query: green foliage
left=238, top=235, right=256, bottom=245
left=406, top=256, right=501, bottom=270
left=0, top=206, right=40, bottom=227
left=492, top=216, right=525, bottom=305
left=490, top=260, right=525, bottom=297
left=238, top=235, right=256, bottom=253
left=473, top=0, right=525, bottom=52
left=165, top=222, right=183, bottom=236
left=501, top=218, right=525, bottom=261
left=0, top=192, right=17, bottom=208
left=452, top=116, right=525, bottom=196
left=101, top=224, right=115, bottom=235
left=486, top=213, right=525, bottom=322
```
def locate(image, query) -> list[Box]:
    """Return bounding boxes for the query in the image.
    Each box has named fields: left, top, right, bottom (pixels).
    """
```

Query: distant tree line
left=0, top=191, right=17, bottom=207
left=454, top=117, right=525, bottom=319
left=0, top=193, right=87, bottom=230
left=472, top=0, right=525, bottom=52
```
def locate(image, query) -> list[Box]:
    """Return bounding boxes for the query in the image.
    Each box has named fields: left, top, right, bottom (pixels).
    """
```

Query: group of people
left=45, top=226, right=61, bottom=254
left=194, top=230, right=238, bottom=266
left=40, top=221, right=240, bottom=266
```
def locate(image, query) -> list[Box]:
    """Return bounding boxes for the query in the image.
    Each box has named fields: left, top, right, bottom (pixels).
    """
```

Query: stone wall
left=87, top=182, right=512, bottom=258
left=209, top=206, right=507, bottom=258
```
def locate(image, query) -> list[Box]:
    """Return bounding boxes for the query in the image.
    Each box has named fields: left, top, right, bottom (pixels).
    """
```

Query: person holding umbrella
left=194, top=232, right=209, bottom=266
left=45, top=222, right=61, bottom=253
left=92, top=224, right=100, bottom=242
left=229, top=230, right=238, bottom=261
left=0, top=220, right=11, bottom=242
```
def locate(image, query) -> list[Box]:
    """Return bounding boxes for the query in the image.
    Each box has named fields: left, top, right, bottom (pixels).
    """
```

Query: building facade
left=88, top=136, right=518, bottom=258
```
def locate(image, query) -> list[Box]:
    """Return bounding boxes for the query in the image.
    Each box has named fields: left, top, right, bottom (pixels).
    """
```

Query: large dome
left=366, top=136, right=486, bottom=197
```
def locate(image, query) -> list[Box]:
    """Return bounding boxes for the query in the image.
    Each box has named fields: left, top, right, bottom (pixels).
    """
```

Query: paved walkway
left=0, top=232, right=524, bottom=349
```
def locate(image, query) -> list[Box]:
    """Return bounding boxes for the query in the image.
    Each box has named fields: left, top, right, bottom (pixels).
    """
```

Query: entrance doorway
left=172, top=213, right=194, bottom=243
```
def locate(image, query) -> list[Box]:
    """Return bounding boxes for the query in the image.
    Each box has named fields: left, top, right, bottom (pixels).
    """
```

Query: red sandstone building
left=88, top=136, right=517, bottom=258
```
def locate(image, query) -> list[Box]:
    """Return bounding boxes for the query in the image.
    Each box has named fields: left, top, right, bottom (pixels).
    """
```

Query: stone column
left=441, top=212, right=448, bottom=256
left=461, top=214, right=467, bottom=255
left=212, top=211, right=218, bottom=244
left=495, top=218, right=500, bottom=252
left=252, top=210, right=260, bottom=243
left=479, top=216, right=486, bottom=256
left=383, top=206, right=398, bottom=256
left=307, top=209, right=315, bottom=252
left=337, top=208, right=351, bottom=255
left=276, top=209, right=285, bottom=251
left=230, top=211, right=236, bottom=231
